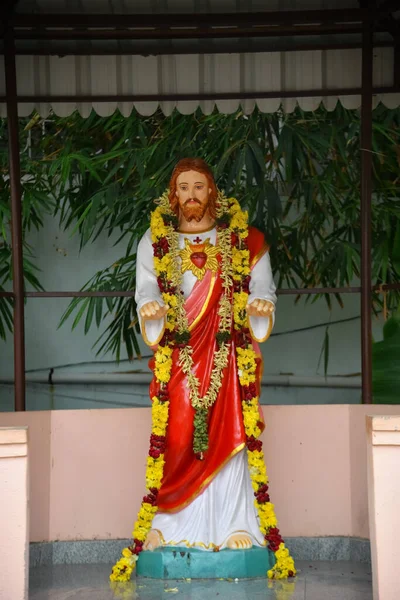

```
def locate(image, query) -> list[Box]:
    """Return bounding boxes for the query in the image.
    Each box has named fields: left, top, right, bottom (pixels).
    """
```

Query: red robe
left=149, top=227, right=269, bottom=512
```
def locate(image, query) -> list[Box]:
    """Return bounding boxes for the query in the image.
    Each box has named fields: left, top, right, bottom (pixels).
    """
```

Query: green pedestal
left=137, top=546, right=276, bottom=579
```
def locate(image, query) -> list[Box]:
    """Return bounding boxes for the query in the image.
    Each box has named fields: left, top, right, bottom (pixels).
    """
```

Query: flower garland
left=230, top=206, right=296, bottom=580
left=110, top=191, right=296, bottom=582
left=110, top=393, right=171, bottom=582
left=151, top=190, right=234, bottom=457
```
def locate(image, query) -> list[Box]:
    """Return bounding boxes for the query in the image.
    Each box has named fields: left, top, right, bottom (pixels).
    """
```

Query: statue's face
left=175, top=170, right=211, bottom=222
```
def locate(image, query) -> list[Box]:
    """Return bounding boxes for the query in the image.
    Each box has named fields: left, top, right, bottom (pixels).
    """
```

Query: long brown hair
left=168, top=158, right=218, bottom=219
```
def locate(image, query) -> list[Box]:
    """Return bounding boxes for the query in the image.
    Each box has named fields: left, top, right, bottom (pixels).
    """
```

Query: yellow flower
left=162, top=293, right=178, bottom=308
left=236, top=346, right=258, bottom=386
left=109, top=554, right=138, bottom=582
left=151, top=397, right=169, bottom=435
left=161, top=293, right=178, bottom=331
left=145, top=455, right=165, bottom=489
left=233, top=291, right=248, bottom=328
left=257, top=502, right=278, bottom=530
left=232, top=248, right=251, bottom=277
left=154, top=346, right=173, bottom=384
left=230, top=209, right=249, bottom=236
left=150, top=208, right=168, bottom=242
left=154, top=254, right=174, bottom=279
left=228, top=197, right=241, bottom=213
left=242, top=399, right=262, bottom=438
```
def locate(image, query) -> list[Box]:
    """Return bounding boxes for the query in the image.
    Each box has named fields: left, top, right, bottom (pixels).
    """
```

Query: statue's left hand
left=246, top=299, right=275, bottom=317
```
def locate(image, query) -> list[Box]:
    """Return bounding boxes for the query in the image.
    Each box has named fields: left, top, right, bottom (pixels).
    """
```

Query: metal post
left=360, top=15, right=373, bottom=404
left=4, top=29, right=26, bottom=411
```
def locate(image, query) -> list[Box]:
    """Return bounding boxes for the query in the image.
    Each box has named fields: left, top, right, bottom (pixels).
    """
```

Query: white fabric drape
left=152, top=450, right=266, bottom=550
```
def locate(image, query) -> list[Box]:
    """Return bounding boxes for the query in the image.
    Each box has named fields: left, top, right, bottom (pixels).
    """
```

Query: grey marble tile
left=305, top=581, right=372, bottom=600
left=30, top=542, right=54, bottom=568
left=30, top=537, right=373, bottom=567
left=29, top=561, right=373, bottom=600
left=285, top=538, right=320, bottom=561
left=318, top=537, right=350, bottom=561
left=51, top=540, right=131, bottom=565
left=29, top=565, right=306, bottom=600
left=350, top=538, right=371, bottom=564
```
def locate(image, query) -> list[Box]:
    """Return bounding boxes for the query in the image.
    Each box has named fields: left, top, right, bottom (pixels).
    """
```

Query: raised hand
left=246, top=299, right=275, bottom=317
left=139, top=301, right=168, bottom=321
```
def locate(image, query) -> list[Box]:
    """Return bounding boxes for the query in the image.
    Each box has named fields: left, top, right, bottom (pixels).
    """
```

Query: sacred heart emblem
left=190, top=251, right=207, bottom=270
left=180, top=238, right=219, bottom=280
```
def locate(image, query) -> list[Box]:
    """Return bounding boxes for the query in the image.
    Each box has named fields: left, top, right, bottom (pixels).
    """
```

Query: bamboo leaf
left=393, top=218, right=400, bottom=276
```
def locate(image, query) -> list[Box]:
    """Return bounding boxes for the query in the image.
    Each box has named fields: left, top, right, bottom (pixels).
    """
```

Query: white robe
left=135, top=227, right=277, bottom=550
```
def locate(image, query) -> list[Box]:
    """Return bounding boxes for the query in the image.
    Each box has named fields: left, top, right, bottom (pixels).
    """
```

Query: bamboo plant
left=0, top=104, right=399, bottom=365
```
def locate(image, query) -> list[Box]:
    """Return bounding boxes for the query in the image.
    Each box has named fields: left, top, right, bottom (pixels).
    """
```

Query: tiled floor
left=29, top=561, right=372, bottom=599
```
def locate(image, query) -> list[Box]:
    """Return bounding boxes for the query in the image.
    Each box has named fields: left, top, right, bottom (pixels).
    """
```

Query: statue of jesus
left=111, top=157, right=295, bottom=582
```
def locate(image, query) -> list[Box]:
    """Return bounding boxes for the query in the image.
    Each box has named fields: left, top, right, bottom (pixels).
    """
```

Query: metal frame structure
left=1, top=4, right=400, bottom=410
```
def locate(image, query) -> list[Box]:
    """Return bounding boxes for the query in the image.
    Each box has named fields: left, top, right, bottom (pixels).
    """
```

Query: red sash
left=149, top=227, right=268, bottom=512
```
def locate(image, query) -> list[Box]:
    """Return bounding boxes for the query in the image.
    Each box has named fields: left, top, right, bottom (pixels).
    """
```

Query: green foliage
left=373, top=310, right=400, bottom=403
left=0, top=104, right=399, bottom=359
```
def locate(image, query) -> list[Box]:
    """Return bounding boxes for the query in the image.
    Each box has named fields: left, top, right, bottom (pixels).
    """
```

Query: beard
left=181, top=199, right=208, bottom=222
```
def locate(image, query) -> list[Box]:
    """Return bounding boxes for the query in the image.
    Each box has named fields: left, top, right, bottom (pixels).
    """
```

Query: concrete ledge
left=0, top=426, right=29, bottom=600
left=29, top=537, right=371, bottom=568
left=0, top=426, right=28, bottom=458
left=367, top=414, right=400, bottom=600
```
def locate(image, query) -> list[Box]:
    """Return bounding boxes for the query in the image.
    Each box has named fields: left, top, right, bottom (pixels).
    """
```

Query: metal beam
left=0, top=85, right=398, bottom=104
left=360, top=16, right=374, bottom=405
left=1, top=282, right=399, bottom=299
left=0, top=0, right=19, bottom=38
left=12, top=23, right=388, bottom=41
left=4, top=29, right=26, bottom=411
left=2, top=39, right=394, bottom=56
left=11, top=9, right=378, bottom=30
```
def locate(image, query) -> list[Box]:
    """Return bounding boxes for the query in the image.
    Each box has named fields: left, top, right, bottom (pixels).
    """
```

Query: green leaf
left=84, top=298, right=95, bottom=334
left=373, top=325, right=400, bottom=404
left=317, top=326, right=330, bottom=377
left=393, top=218, right=400, bottom=276
left=248, top=140, right=266, bottom=174
left=72, top=298, right=90, bottom=330
left=383, top=315, right=400, bottom=341
left=95, top=296, right=103, bottom=327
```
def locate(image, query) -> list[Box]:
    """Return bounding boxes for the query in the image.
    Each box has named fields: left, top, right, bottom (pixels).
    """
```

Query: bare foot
left=226, top=533, right=253, bottom=549
left=143, top=529, right=162, bottom=551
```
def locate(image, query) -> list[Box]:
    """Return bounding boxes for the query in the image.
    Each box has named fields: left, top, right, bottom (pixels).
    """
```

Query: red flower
left=235, top=331, right=250, bottom=349
left=143, top=488, right=159, bottom=506
left=152, top=237, right=169, bottom=258
left=243, top=382, right=257, bottom=400
left=246, top=435, right=263, bottom=452
left=258, top=484, right=269, bottom=494
left=158, top=389, right=169, bottom=403
left=149, top=434, right=166, bottom=457
left=231, top=232, right=240, bottom=247
left=149, top=448, right=161, bottom=459
left=148, top=433, right=166, bottom=458
left=265, top=527, right=284, bottom=552
left=242, top=275, right=251, bottom=293
left=130, top=539, right=144, bottom=555
left=256, top=492, right=270, bottom=503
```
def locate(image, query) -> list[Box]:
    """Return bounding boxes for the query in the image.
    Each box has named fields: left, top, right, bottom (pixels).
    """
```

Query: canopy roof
left=1, top=0, right=399, bottom=116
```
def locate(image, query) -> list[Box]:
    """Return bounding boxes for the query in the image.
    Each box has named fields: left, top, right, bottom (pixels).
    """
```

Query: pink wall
left=0, top=405, right=398, bottom=542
